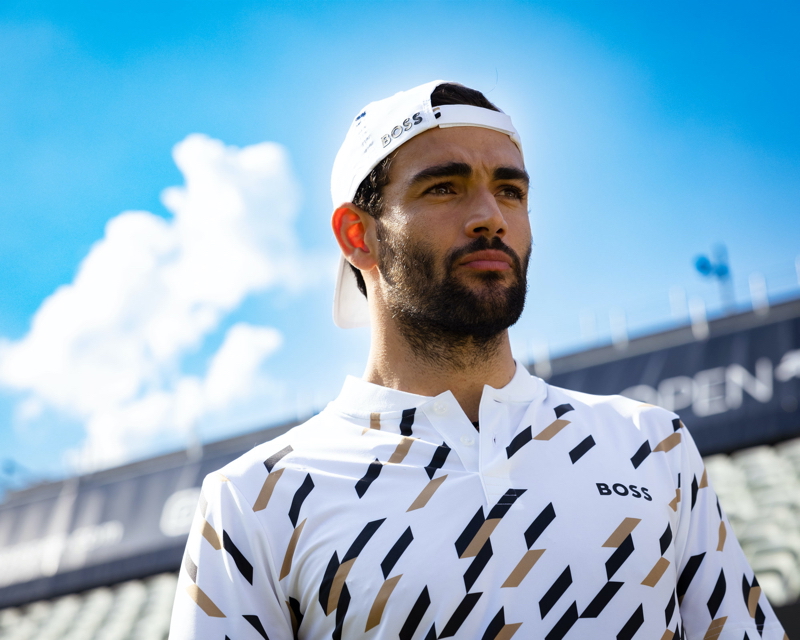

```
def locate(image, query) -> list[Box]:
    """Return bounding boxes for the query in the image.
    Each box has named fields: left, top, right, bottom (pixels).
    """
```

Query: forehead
left=388, top=126, right=525, bottom=186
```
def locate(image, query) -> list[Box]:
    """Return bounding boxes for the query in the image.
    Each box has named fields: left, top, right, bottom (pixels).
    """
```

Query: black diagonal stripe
left=742, top=574, right=751, bottom=605
left=707, top=569, right=726, bottom=619
left=545, top=601, right=578, bottom=640
left=355, top=459, right=384, bottom=498
left=677, top=553, right=705, bottom=600
left=288, top=473, right=314, bottom=527
left=481, top=608, right=506, bottom=640
left=672, top=418, right=682, bottom=431
left=616, top=604, right=644, bottom=640
left=569, top=435, right=596, bottom=464
left=222, top=530, right=253, bottom=584
left=399, top=586, right=431, bottom=640
left=716, top=496, right=722, bottom=519
left=554, top=403, right=574, bottom=418
left=244, top=615, right=269, bottom=640
left=755, top=603, right=765, bottom=630
left=605, top=534, right=634, bottom=579
left=332, top=583, right=350, bottom=640
left=677, top=472, right=681, bottom=488
left=423, top=624, right=437, bottom=640
left=425, top=442, right=451, bottom=479
left=506, top=426, right=532, bottom=458
left=580, top=581, right=623, bottom=618
left=487, top=488, right=527, bottom=519
left=343, top=518, right=385, bottom=562
left=525, top=502, right=556, bottom=549
left=691, top=475, right=699, bottom=509
left=381, top=527, right=414, bottom=578
left=400, top=408, right=416, bottom=436
left=540, top=566, right=573, bottom=618
left=665, top=590, right=676, bottom=625
left=265, top=445, right=293, bottom=473
left=455, top=507, right=485, bottom=557
left=744, top=633, right=750, bottom=640
left=439, top=592, right=482, bottom=638
left=182, top=551, right=198, bottom=582
left=464, top=540, right=493, bottom=591
left=318, top=551, right=339, bottom=612
left=288, top=597, right=303, bottom=639
left=631, top=441, right=651, bottom=469
left=660, top=523, right=673, bottom=556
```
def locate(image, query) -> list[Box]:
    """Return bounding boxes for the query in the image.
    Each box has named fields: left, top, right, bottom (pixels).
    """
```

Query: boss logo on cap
left=381, top=112, right=423, bottom=147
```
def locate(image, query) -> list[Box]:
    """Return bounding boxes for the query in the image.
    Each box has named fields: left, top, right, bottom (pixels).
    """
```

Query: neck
left=362, top=311, right=517, bottom=422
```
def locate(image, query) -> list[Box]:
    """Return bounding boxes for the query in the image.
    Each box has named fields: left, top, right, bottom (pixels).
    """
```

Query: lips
left=458, top=249, right=513, bottom=271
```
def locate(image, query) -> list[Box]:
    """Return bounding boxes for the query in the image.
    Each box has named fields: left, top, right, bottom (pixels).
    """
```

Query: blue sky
left=1, top=1, right=799, bottom=485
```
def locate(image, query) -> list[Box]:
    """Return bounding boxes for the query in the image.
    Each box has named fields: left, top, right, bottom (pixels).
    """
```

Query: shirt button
left=433, top=402, right=448, bottom=415
left=460, top=435, right=475, bottom=446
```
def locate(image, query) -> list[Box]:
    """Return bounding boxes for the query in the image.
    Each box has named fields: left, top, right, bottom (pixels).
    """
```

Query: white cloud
left=0, top=134, right=306, bottom=470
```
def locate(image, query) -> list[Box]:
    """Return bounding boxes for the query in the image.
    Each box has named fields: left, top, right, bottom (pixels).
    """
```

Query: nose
left=464, top=187, right=507, bottom=240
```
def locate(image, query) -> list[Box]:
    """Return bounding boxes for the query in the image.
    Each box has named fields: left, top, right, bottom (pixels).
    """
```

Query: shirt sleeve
left=673, top=422, right=787, bottom=640
left=168, top=472, right=295, bottom=640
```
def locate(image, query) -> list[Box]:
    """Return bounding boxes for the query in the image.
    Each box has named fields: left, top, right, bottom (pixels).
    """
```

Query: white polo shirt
left=169, top=363, right=786, bottom=640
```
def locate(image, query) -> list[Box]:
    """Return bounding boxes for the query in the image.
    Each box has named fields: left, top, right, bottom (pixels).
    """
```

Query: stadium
left=1, top=294, right=798, bottom=639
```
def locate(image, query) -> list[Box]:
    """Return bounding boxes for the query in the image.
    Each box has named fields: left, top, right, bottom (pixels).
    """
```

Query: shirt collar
left=331, top=360, right=545, bottom=418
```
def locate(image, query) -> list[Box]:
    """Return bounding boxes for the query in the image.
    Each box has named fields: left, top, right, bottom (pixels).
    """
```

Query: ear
left=331, top=204, right=378, bottom=271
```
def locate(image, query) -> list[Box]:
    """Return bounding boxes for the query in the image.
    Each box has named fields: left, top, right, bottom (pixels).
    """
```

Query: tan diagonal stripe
left=534, top=419, right=570, bottom=441
left=641, top=557, right=670, bottom=587
left=216, top=473, right=229, bottom=482
left=602, top=517, right=641, bottom=547
left=201, top=520, right=222, bottom=550
left=660, top=630, right=675, bottom=640
left=365, top=574, right=402, bottom=631
left=461, top=518, right=500, bottom=558
left=280, top=518, right=306, bottom=580
left=502, top=549, right=545, bottom=588
left=496, top=622, right=523, bottom=640
left=748, top=586, right=761, bottom=617
left=716, top=521, right=726, bottom=551
left=253, top=467, right=284, bottom=512
left=699, top=467, right=709, bottom=488
left=653, top=432, right=681, bottom=453
left=185, top=584, right=225, bottom=618
left=668, top=488, right=681, bottom=512
left=703, top=616, right=726, bottom=640
left=407, top=475, right=447, bottom=511
left=388, top=437, right=415, bottom=465
left=362, top=412, right=382, bottom=435
left=327, top=558, right=356, bottom=615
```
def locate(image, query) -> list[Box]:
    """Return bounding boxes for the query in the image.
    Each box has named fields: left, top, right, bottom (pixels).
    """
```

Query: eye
left=498, top=185, right=525, bottom=200
left=426, top=182, right=455, bottom=196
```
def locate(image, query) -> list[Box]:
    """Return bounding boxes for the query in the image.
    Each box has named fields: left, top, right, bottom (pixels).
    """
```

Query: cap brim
left=333, top=256, right=370, bottom=328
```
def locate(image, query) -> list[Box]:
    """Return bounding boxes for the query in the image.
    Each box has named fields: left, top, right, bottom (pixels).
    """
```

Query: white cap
left=331, top=80, right=523, bottom=328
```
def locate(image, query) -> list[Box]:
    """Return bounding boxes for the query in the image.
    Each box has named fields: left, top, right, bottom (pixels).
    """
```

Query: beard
left=375, top=221, right=530, bottom=364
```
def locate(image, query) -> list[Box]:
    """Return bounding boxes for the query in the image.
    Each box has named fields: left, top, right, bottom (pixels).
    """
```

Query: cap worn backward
left=331, top=80, right=523, bottom=329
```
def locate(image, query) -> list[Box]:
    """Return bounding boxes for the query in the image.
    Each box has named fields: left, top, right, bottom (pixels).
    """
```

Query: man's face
left=372, top=125, right=531, bottom=340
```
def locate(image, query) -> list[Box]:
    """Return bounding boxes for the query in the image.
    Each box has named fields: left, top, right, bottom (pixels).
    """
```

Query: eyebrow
left=493, top=166, right=530, bottom=186
left=409, top=162, right=472, bottom=186
left=408, top=162, right=530, bottom=187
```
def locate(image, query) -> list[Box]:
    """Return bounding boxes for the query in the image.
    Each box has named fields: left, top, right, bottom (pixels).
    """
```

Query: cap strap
left=433, top=105, right=523, bottom=157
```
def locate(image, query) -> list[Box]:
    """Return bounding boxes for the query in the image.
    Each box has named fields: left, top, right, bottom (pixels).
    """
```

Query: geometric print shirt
left=168, top=362, right=787, bottom=640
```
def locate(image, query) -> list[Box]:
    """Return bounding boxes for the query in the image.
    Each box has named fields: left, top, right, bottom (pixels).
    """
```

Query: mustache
left=446, top=236, right=525, bottom=273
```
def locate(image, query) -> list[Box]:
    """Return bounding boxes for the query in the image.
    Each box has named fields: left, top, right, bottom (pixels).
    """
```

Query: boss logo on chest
left=381, top=112, right=423, bottom=147
left=596, top=483, right=652, bottom=500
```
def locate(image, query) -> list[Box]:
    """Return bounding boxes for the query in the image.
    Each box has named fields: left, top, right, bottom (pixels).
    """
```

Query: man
left=169, top=81, right=786, bottom=639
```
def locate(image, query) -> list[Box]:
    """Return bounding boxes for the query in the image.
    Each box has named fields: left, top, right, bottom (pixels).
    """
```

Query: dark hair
left=348, top=83, right=502, bottom=297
